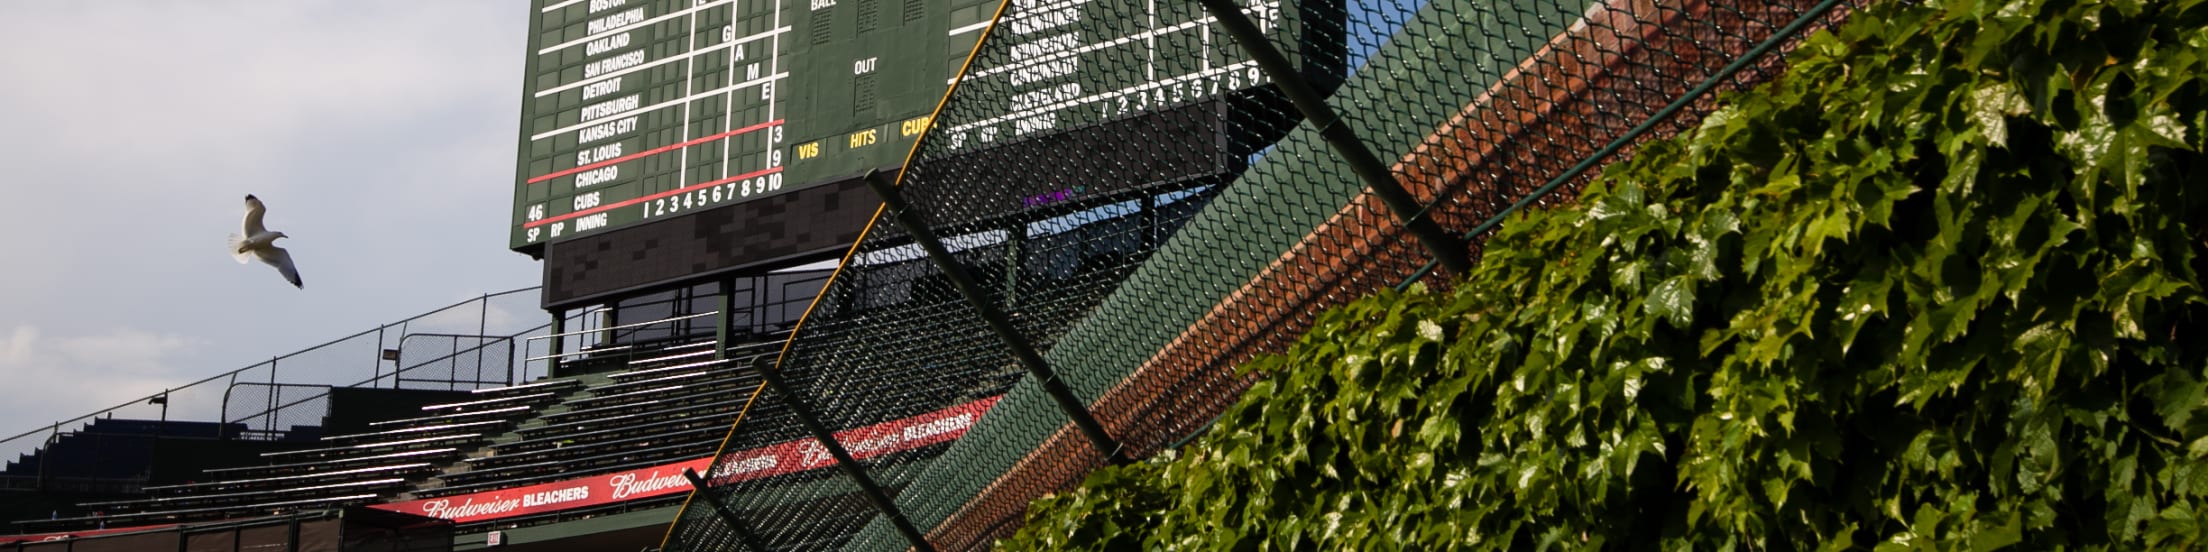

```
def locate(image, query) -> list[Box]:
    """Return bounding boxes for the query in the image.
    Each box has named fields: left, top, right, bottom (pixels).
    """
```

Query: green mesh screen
left=665, top=0, right=1853, bottom=549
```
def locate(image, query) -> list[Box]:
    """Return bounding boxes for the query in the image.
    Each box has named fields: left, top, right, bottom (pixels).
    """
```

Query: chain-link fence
left=669, top=0, right=1855, bottom=549
left=393, top=334, right=515, bottom=391
left=220, top=383, right=333, bottom=441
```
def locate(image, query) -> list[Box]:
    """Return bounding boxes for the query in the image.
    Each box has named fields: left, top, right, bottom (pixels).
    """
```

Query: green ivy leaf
left=1002, top=1, right=2208, bottom=549
left=1645, top=276, right=1698, bottom=329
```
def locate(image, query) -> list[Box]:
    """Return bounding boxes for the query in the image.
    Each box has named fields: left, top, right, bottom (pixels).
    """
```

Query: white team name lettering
left=579, top=94, right=640, bottom=122
left=582, top=77, right=624, bottom=100
left=1007, top=34, right=1081, bottom=85
left=575, top=166, right=621, bottom=188
left=1010, top=57, right=1078, bottom=86
left=1009, top=83, right=1081, bottom=111
left=588, top=0, right=626, bottom=13
left=577, top=116, right=637, bottom=143
left=1010, top=6, right=1081, bottom=34
left=587, top=8, right=646, bottom=34
left=585, top=32, right=632, bottom=56
left=1009, top=34, right=1078, bottom=59
left=584, top=50, right=648, bottom=78
left=577, top=143, right=624, bottom=164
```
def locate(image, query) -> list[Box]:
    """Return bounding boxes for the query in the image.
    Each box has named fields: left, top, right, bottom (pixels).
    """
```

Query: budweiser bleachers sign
left=372, top=396, right=999, bottom=524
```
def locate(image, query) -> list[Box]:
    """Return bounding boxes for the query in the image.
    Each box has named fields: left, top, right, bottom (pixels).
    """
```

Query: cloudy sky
left=0, top=2, right=547, bottom=458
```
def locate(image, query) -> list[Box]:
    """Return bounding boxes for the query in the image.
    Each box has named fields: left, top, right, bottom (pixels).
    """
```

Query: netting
left=221, top=383, right=331, bottom=440
left=393, top=334, right=516, bottom=390
left=667, top=0, right=1854, bottom=549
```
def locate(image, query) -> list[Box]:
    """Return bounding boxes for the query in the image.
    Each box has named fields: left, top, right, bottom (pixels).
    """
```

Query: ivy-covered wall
left=1000, top=0, right=2208, bottom=548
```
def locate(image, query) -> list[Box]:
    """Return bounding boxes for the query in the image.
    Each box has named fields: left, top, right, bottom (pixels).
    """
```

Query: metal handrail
left=225, top=325, right=548, bottom=432
left=0, top=286, right=540, bottom=449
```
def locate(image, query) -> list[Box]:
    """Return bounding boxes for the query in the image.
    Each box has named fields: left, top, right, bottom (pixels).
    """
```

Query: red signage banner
left=703, top=395, right=1000, bottom=485
left=1, top=398, right=1003, bottom=541
left=369, top=457, right=714, bottom=524
left=370, top=396, right=999, bottom=524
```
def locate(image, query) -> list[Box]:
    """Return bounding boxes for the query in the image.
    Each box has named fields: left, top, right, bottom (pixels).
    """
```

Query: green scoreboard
left=511, top=0, right=995, bottom=251
left=512, top=0, right=1333, bottom=306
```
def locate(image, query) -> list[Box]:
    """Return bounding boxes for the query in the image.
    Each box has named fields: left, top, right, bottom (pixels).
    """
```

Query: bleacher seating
left=13, top=331, right=824, bottom=534
left=1, top=420, right=255, bottom=495
left=15, top=380, right=566, bottom=531
left=416, top=339, right=783, bottom=501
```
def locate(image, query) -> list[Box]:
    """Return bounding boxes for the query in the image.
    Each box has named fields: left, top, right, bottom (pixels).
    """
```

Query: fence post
left=39, top=423, right=57, bottom=491
left=376, top=325, right=387, bottom=388
left=219, top=379, right=236, bottom=440
left=477, top=294, right=490, bottom=384
left=746, top=358, right=939, bottom=552
left=1191, top=0, right=1473, bottom=276
left=860, top=170, right=1133, bottom=466
left=266, top=357, right=279, bottom=436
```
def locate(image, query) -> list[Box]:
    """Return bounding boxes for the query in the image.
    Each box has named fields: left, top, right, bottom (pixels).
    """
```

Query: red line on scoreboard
left=526, top=119, right=785, bottom=184
left=524, top=166, right=786, bottom=229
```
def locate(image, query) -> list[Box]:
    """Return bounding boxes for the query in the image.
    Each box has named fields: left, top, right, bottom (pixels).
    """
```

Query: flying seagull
left=227, top=194, right=303, bottom=289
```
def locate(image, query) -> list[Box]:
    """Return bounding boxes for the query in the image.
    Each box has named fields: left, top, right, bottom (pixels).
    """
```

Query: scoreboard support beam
left=1194, top=0, right=1475, bottom=277
left=861, top=171, right=1133, bottom=466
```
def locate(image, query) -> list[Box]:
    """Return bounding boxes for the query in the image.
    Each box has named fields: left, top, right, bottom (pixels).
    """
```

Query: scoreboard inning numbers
left=511, top=0, right=1312, bottom=253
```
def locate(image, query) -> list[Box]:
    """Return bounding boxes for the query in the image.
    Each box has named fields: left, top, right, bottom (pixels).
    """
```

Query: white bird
left=226, top=194, right=303, bottom=289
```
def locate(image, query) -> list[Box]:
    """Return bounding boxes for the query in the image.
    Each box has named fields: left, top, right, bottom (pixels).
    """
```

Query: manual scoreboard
left=511, top=0, right=996, bottom=251
left=513, top=0, right=1333, bottom=306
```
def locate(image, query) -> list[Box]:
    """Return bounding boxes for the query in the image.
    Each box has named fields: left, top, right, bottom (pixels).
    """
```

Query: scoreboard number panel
left=510, top=0, right=1321, bottom=253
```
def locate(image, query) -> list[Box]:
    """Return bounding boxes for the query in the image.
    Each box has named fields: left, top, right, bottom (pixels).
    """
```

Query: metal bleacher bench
left=32, top=492, right=385, bottom=528
left=318, top=419, right=507, bottom=444
left=142, top=462, right=435, bottom=495
left=516, top=398, right=746, bottom=440
left=501, top=414, right=729, bottom=454
left=202, top=447, right=459, bottom=476
left=78, top=477, right=406, bottom=512
left=368, top=404, right=532, bottom=428
left=419, top=392, right=558, bottom=412
left=257, top=434, right=483, bottom=461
